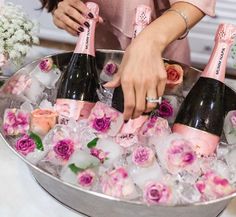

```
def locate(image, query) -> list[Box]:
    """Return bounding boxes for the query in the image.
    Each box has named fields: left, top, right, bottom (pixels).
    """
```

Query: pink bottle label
left=172, top=123, right=220, bottom=156
left=56, top=98, right=95, bottom=123
left=74, top=2, right=99, bottom=57
left=201, top=23, right=236, bottom=82
left=133, top=5, right=152, bottom=39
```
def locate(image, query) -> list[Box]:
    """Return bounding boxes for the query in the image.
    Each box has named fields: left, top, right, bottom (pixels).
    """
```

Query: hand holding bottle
left=105, top=28, right=167, bottom=120
left=52, top=0, right=102, bottom=36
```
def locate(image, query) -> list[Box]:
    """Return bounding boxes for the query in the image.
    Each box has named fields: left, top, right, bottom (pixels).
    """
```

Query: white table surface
left=0, top=137, right=236, bottom=217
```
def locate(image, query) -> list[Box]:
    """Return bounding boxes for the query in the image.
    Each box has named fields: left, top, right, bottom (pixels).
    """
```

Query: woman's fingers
left=52, top=18, right=78, bottom=36
left=54, top=11, right=84, bottom=33
left=68, top=0, right=91, bottom=18
left=53, top=0, right=103, bottom=35
left=132, top=83, right=146, bottom=119
left=103, top=73, right=121, bottom=88
left=122, top=80, right=136, bottom=121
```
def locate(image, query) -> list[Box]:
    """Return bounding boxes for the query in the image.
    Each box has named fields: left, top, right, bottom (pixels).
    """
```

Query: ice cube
left=23, top=78, right=45, bottom=103
left=100, top=167, right=139, bottom=199
left=60, top=150, right=100, bottom=185
left=175, top=182, right=201, bottom=204
left=39, top=99, right=54, bottom=110
left=95, top=138, right=123, bottom=168
left=97, top=85, right=114, bottom=107
left=26, top=148, right=49, bottom=165
left=155, top=133, right=199, bottom=175
left=31, top=63, right=61, bottom=89
left=20, top=101, right=34, bottom=112
left=162, top=95, right=182, bottom=124
left=128, top=161, right=163, bottom=189
left=88, top=102, right=123, bottom=137
left=213, top=160, right=231, bottom=181
left=99, top=61, right=118, bottom=82
left=223, top=111, right=236, bottom=145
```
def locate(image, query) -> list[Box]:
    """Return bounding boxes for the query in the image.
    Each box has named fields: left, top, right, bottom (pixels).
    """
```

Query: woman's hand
left=52, top=0, right=100, bottom=36
left=104, top=30, right=167, bottom=121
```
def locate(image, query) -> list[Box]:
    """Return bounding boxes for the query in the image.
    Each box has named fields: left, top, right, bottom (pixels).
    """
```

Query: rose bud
left=39, top=58, right=54, bottom=72
left=77, top=169, right=96, bottom=188
left=132, top=146, right=155, bottom=167
left=15, top=134, right=36, bottom=156
left=196, top=171, right=236, bottom=200
left=143, top=182, right=174, bottom=205
left=165, top=63, right=184, bottom=87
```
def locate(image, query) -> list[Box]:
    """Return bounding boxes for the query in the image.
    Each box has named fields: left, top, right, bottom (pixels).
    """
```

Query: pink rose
left=3, top=109, right=30, bottom=136
left=103, top=62, right=117, bottom=76
left=167, top=139, right=196, bottom=169
left=140, top=116, right=170, bottom=138
left=39, top=58, right=53, bottom=72
left=92, top=116, right=111, bottom=132
left=158, top=100, right=174, bottom=118
left=132, top=146, right=155, bottom=167
left=15, top=134, right=36, bottom=156
left=77, top=169, right=95, bottom=188
left=90, top=148, right=108, bottom=163
left=2, top=74, right=31, bottom=95
left=230, top=112, right=236, bottom=127
left=101, top=167, right=136, bottom=198
left=89, top=102, right=123, bottom=135
left=165, top=63, right=184, bottom=86
left=144, top=182, right=172, bottom=205
left=53, top=139, right=74, bottom=160
left=196, top=171, right=235, bottom=200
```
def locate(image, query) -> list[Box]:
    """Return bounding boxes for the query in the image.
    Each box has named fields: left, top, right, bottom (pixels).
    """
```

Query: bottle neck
left=74, top=19, right=96, bottom=57
left=132, top=24, right=147, bottom=39
left=201, top=41, right=233, bottom=82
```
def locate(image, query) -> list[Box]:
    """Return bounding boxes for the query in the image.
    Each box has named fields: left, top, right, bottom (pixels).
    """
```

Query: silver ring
left=146, top=97, right=162, bottom=104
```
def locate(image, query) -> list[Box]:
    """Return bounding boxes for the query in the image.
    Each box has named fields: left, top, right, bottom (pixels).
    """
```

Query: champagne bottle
left=112, top=5, right=152, bottom=112
left=56, top=2, right=99, bottom=122
left=173, top=23, right=236, bottom=156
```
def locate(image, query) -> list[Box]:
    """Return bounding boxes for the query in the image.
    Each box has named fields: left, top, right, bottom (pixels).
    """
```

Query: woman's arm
left=105, top=2, right=211, bottom=120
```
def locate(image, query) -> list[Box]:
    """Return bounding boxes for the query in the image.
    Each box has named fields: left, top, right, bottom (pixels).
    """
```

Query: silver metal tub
left=1, top=49, right=236, bottom=217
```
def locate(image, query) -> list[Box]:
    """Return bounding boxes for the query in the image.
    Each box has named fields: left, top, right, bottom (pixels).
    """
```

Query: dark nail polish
left=124, top=120, right=128, bottom=124
left=77, top=32, right=80, bottom=36
left=88, top=12, right=94, bottom=18
left=84, top=21, right=90, bottom=28
left=78, top=27, right=84, bottom=32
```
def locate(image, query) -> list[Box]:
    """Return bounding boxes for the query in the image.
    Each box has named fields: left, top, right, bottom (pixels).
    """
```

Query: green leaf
left=87, top=138, right=99, bottom=149
left=29, top=132, right=44, bottom=151
left=69, top=163, right=84, bottom=174
left=229, top=129, right=236, bottom=135
left=52, top=64, right=57, bottom=70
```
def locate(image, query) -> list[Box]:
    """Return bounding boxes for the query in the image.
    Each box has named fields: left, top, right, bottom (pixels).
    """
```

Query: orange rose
left=165, top=64, right=184, bottom=86
left=30, top=109, right=58, bottom=136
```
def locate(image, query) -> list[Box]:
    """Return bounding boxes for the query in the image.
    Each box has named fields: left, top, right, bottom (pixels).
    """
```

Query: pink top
left=85, top=0, right=216, bottom=65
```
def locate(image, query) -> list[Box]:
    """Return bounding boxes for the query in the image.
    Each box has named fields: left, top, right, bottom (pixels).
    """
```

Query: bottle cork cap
left=86, top=2, right=99, bottom=19
left=135, top=5, right=152, bottom=26
left=215, top=23, right=236, bottom=43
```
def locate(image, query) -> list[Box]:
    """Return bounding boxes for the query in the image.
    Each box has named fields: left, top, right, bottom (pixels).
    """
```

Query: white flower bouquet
left=0, top=2, right=39, bottom=69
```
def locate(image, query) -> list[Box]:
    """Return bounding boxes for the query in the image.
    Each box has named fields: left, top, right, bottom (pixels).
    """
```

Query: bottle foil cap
left=86, top=2, right=99, bottom=19
left=215, top=23, right=236, bottom=43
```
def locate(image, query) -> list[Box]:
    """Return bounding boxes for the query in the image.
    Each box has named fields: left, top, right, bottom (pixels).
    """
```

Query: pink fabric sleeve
left=169, top=0, right=216, bottom=17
